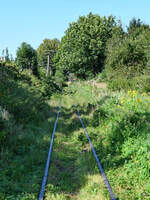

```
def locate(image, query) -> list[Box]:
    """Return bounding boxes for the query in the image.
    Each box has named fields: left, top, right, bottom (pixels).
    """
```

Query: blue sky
left=0, top=0, right=150, bottom=58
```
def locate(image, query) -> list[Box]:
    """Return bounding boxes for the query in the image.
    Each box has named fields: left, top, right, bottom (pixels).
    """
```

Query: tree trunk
left=46, top=55, right=50, bottom=77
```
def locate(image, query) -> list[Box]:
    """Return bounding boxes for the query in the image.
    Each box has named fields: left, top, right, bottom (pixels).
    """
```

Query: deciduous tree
left=16, top=42, right=38, bottom=75
left=37, top=38, right=60, bottom=76
left=54, top=13, right=119, bottom=79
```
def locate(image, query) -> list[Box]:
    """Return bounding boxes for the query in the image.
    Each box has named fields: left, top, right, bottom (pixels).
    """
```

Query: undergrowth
left=0, top=64, right=60, bottom=199
left=67, top=82, right=150, bottom=199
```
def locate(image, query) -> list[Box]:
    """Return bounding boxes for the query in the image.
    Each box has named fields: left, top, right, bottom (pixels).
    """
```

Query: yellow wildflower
left=121, top=100, right=124, bottom=104
left=132, top=90, right=136, bottom=97
left=142, top=92, right=147, bottom=96
left=132, top=90, right=136, bottom=94
left=127, top=90, right=131, bottom=96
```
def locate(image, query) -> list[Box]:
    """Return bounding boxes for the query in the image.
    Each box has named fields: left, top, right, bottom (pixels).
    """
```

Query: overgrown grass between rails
left=45, top=99, right=107, bottom=200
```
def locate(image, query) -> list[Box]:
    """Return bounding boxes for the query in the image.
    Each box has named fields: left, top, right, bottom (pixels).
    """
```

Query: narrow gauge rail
left=38, top=97, right=62, bottom=200
left=38, top=96, right=116, bottom=200
left=76, top=109, right=116, bottom=200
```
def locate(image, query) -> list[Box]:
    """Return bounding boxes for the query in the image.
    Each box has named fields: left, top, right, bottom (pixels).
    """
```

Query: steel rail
left=76, top=109, right=116, bottom=200
left=38, top=97, right=62, bottom=200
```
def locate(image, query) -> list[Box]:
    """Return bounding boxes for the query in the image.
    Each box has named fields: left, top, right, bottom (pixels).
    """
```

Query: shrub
left=0, top=65, right=50, bottom=124
left=105, top=27, right=150, bottom=91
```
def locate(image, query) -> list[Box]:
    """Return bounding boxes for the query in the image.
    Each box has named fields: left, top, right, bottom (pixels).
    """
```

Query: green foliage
left=16, top=42, right=38, bottom=75
left=0, top=107, right=16, bottom=144
left=2, top=14, right=150, bottom=199
left=20, top=69, right=59, bottom=98
left=91, top=108, right=108, bottom=127
left=0, top=109, right=6, bottom=142
left=105, top=20, right=150, bottom=91
left=54, top=13, right=121, bottom=79
left=107, top=74, right=150, bottom=92
left=1, top=48, right=14, bottom=64
left=37, top=38, right=60, bottom=75
left=66, top=82, right=150, bottom=199
left=0, top=63, right=59, bottom=124
left=1, top=78, right=150, bottom=199
left=0, top=60, right=60, bottom=199
left=127, top=17, right=150, bottom=36
left=54, top=69, right=66, bottom=87
left=0, top=67, right=35, bottom=123
left=0, top=120, right=55, bottom=200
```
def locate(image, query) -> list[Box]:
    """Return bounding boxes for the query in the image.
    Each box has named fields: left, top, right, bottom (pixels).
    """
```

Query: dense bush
left=0, top=66, right=42, bottom=123
left=0, top=63, right=58, bottom=144
left=16, top=42, right=38, bottom=76
left=0, top=106, right=16, bottom=144
left=105, top=22, right=150, bottom=91
left=0, top=108, right=6, bottom=142
left=37, top=38, right=60, bottom=77
left=20, top=69, right=59, bottom=98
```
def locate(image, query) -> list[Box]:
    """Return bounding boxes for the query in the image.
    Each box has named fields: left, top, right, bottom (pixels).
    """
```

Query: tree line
left=1, top=13, right=150, bottom=91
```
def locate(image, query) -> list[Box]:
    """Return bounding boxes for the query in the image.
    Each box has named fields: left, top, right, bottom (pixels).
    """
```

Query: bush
left=105, top=27, right=150, bottom=91
left=91, top=108, right=108, bottom=127
left=0, top=65, right=51, bottom=124
left=0, top=107, right=16, bottom=144
left=0, top=111, right=5, bottom=142
left=20, top=69, right=58, bottom=98
left=0, top=63, right=60, bottom=148
left=107, top=74, right=150, bottom=92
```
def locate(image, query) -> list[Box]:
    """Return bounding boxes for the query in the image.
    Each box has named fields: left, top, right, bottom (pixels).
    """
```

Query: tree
left=54, top=13, right=119, bottom=79
left=1, top=48, right=11, bottom=63
left=5, top=48, right=10, bottom=63
left=104, top=19, right=150, bottom=91
left=127, top=18, right=150, bottom=37
left=16, top=42, right=38, bottom=75
left=37, top=38, right=60, bottom=76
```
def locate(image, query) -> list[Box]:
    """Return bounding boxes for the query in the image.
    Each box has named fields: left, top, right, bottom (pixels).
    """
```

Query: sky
left=0, top=0, right=150, bottom=58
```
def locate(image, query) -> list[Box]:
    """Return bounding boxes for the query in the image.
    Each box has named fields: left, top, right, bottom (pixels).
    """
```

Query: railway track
left=38, top=95, right=116, bottom=200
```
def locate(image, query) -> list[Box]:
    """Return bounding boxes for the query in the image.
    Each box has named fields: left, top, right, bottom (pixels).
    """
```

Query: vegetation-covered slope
left=0, top=63, right=59, bottom=199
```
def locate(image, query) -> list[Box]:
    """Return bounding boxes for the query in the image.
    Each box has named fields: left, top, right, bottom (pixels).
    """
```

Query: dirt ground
left=93, top=82, right=107, bottom=89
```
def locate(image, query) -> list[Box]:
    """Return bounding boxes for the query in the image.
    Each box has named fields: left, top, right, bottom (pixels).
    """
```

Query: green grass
left=0, top=95, right=60, bottom=200
left=0, top=80, right=150, bottom=199
left=45, top=93, right=107, bottom=200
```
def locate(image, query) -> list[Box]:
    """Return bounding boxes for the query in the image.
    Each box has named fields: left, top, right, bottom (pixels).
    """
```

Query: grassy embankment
left=0, top=65, right=59, bottom=200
